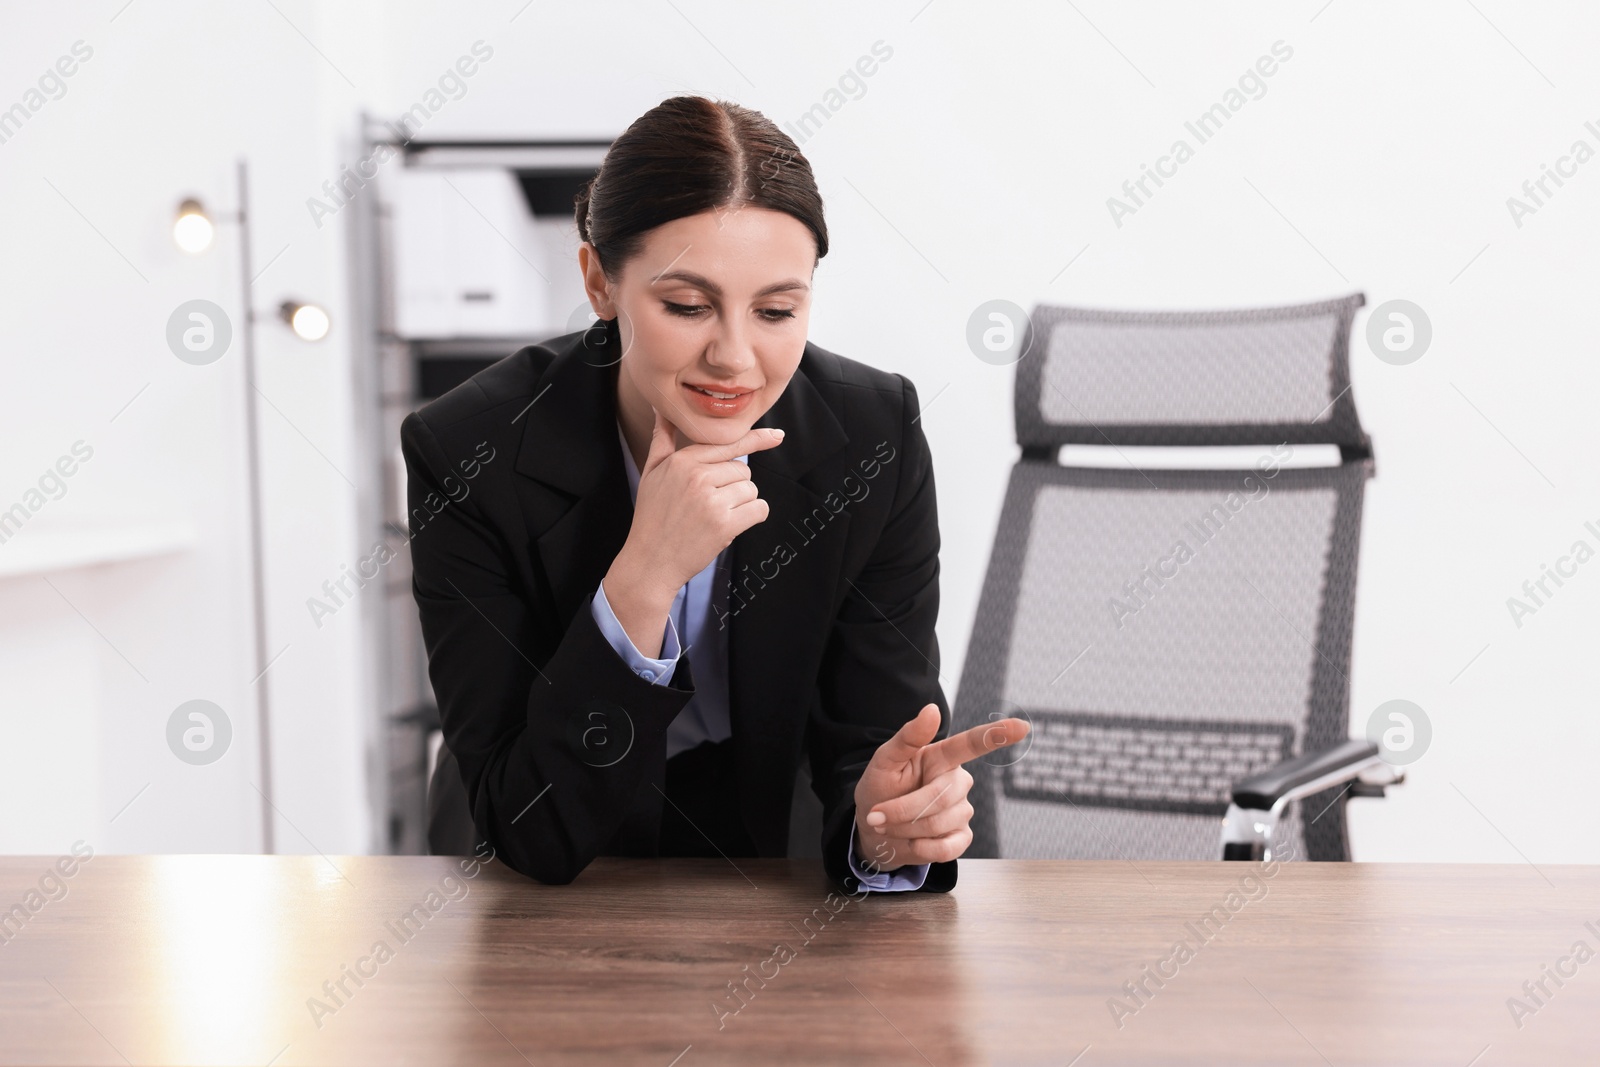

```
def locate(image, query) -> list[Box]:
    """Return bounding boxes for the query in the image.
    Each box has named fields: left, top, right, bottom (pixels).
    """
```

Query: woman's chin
left=683, top=425, right=754, bottom=448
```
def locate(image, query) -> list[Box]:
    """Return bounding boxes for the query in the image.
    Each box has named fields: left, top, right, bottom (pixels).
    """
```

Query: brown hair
left=574, top=95, right=828, bottom=277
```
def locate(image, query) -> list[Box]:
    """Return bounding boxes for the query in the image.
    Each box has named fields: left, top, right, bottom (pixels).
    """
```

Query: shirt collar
left=616, top=421, right=750, bottom=505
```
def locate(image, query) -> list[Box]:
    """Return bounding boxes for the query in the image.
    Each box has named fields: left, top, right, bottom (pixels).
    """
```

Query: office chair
left=952, top=292, right=1400, bottom=863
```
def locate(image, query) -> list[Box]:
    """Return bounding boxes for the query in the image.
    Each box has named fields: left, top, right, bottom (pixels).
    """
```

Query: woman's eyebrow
left=650, top=269, right=810, bottom=297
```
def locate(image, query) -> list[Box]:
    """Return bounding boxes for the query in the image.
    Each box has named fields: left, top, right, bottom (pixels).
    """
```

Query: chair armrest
left=1231, top=739, right=1384, bottom=812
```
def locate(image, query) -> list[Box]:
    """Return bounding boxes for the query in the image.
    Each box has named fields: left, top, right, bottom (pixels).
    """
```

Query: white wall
left=0, top=0, right=374, bottom=856
left=3, top=0, right=1594, bottom=864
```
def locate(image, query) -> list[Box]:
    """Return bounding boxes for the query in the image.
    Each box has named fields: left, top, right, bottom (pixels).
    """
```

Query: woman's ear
left=577, top=242, right=617, bottom=319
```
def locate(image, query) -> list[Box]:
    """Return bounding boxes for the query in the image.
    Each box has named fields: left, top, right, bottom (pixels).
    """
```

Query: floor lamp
left=173, top=159, right=330, bottom=854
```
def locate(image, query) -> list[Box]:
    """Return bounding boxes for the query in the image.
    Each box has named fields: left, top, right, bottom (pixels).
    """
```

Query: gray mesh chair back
left=954, top=293, right=1372, bottom=862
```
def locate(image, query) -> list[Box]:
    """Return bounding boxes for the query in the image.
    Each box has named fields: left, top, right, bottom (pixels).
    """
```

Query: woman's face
left=580, top=205, right=815, bottom=451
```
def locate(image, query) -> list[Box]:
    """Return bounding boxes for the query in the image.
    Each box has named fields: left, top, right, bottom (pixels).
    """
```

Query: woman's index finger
left=684, top=426, right=785, bottom=464
left=919, top=718, right=1031, bottom=779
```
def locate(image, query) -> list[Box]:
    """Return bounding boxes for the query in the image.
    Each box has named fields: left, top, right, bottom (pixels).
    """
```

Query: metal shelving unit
left=351, top=117, right=611, bottom=853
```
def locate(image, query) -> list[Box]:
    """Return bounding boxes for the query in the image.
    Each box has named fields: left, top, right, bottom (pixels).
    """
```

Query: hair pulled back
left=574, top=95, right=828, bottom=278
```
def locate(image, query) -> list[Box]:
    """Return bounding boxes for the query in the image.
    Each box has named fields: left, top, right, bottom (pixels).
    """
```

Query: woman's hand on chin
left=602, top=408, right=785, bottom=656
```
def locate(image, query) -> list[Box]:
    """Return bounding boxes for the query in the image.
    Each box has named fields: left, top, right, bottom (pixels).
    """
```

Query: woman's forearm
left=600, top=548, right=682, bottom=659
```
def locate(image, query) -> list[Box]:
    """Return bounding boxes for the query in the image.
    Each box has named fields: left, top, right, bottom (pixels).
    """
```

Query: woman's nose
left=704, top=318, right=755, bottom=374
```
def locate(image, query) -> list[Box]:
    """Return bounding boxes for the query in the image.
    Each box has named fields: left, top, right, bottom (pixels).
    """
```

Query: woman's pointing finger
left=917, top=717, right=1031, bottom=781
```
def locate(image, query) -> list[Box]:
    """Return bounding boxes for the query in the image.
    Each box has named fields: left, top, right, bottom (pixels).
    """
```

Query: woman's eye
left=664, top=302, right=796, bottom=322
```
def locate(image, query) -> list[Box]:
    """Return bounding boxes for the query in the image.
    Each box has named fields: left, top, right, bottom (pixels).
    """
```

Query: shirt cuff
left=590, top=580, right=680, bottom=685
left=847, top=823, right=930, bottom=892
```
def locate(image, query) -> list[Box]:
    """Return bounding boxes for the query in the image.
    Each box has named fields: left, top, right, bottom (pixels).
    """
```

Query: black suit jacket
left=400, top=320, right=956, bottom=894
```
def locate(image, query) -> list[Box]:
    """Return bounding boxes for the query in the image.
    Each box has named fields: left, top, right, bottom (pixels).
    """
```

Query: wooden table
left=0, top=854, right=1594, bottom=1065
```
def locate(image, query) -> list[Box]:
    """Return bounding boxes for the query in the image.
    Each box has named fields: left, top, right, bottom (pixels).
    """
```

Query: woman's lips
left=682, top=381, right=756, bottom=416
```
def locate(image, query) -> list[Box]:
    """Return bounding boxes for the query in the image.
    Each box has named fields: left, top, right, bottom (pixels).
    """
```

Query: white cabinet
left=388, top=167, right=550, bottom=339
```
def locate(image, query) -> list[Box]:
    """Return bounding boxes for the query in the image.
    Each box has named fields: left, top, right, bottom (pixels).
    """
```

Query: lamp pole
left=235, top=157, right=275, bottom=855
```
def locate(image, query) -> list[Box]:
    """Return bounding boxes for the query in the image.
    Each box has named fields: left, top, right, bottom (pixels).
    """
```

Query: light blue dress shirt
left=590, top=422, right=930, bottom=892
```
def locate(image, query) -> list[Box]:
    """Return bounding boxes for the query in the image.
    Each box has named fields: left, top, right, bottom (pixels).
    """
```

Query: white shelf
left=0, top=519, right=197, bottom=579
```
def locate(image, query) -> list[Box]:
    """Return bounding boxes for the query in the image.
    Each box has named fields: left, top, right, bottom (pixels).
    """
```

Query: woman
left=401, top=95, right=1026, bottom=894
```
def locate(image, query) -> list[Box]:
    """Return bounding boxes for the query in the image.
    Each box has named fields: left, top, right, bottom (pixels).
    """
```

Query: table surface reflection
left=0, top=854, right=1595, bottom=1065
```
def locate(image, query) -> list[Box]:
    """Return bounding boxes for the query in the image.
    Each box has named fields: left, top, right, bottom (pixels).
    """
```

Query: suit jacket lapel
left=728, top=364, right=851, bottom=847
left=513, top=329, right=633, bottom=634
